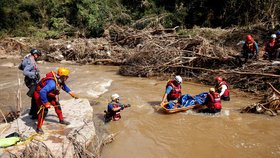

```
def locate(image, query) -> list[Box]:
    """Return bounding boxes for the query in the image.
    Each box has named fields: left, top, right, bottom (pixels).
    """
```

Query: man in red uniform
left=160, top=75, right=182, bottom=106
left=34, top=67, right=78, bottom=134
left=263, top=34, right=276, bottom=61
left=198, top=88, right=222, bottom=114
left=215, top=76, right=230, bottom=101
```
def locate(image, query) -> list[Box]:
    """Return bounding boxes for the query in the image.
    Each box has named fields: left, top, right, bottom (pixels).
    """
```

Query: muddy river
left=0, top=59, right=280, bottom=158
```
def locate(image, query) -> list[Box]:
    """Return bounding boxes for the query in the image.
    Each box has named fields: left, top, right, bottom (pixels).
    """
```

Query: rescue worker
left=19, top=48, right=41, bottom=119
left=263, top=34, right=276, bottom=61
left=215, top=76, right=230, bottom=101
left=274, top=31, right=280, bottom=59
left=241, top=34, right=259, bottom=63
left=34, top=67, right=78, bottom=134
left=104, top=94, right=131, bottom=123
left=198, top=88, right=222, bottom=114
left=160, top=75, right=182, bottom=106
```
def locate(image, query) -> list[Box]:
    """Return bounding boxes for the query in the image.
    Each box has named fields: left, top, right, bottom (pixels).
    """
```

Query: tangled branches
left=9, top=140, right=55, bottom=158
left=241, top=83, right=280, bottom=116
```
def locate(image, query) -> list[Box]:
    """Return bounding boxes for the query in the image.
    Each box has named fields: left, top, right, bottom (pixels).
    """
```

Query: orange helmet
left=215, top=76, right=223, bottom=82
left=57, top=67, right=70, bottom=77
left=246, top=35, right=253, bottom=41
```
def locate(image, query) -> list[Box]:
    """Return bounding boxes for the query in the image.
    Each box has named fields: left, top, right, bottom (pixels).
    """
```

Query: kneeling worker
left=160, top=75, right=182, bottom=106
left=104, top=94, right=130, bottom=123
left=34, top=67, right=78, bottom=134
left=198, top=88, right=222, bottom=114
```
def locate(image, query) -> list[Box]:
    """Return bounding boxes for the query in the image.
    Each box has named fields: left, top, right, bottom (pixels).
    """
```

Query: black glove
left=35, top=71, right=40, bottom=81
left=124, top=104, right=131, bottom=108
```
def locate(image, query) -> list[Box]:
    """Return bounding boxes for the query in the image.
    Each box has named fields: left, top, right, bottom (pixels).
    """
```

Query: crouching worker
left=104, top=94, right=131, bottom=123
left=34, top=67, right=79, bottom=134
left=197, top=88, right=222, bottom=114
left=160, top=75, right=182, bottom=106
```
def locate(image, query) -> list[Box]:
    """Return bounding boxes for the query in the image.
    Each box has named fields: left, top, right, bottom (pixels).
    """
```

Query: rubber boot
left=59, top=120, right=70, bottom=125
left=36, top=128, right=44, bottom=134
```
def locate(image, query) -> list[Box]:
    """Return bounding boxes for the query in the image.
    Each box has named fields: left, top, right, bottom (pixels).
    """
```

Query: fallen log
left=168, top=65, right=280, bottom=78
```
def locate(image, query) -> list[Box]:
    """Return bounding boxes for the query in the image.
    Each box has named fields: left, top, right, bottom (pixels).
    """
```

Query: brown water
left=1, top=59, right=280, bottom=158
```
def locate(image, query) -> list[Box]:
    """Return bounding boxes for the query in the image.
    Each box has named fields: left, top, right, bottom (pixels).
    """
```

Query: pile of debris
left=241, top=83, right=280, bottom=116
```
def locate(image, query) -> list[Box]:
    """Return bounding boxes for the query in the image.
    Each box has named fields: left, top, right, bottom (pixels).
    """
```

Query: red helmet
left=215, top=76, right=223, bottom=82
left=246, top=35, right=253, bottom=41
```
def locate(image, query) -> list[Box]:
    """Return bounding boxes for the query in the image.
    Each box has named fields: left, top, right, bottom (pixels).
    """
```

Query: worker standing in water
left=34, top=67, right=78, bottom=134
left=198, top=88, right=222, bottom=114
left=215, top=76, right=230, bottom=101
left=104, top=94, right=131, bottom=123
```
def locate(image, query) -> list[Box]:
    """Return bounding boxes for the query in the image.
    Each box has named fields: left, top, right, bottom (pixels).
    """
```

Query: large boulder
left=0, top=98, right=96, bottom=157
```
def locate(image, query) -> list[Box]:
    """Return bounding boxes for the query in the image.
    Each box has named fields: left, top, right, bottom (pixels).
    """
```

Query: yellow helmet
left=57, top=67, right=70, bottom=77
left=209, top=88, right=215, bottom=92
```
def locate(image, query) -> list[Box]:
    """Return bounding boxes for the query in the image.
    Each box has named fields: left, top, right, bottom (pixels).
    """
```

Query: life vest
left=107, top=101, right=122, bottom=121
left=265, top=40, right=275, bottom=53
left=35, top=71, right=61, bottom=98
left=0, top=137, right=21, bottom=148
left=216, top=81, right=230, bottom=97
left=166, top=80, right=182, bottom=101
left=207, top=92, right=221, bottom=109
left=244, top=41, right=256, bottom=53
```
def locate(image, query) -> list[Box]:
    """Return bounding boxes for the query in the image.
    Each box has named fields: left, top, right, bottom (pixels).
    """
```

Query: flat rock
left=0, top=98, right=96, bottom=157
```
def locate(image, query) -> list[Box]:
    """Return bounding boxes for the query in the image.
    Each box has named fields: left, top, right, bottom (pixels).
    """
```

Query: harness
left=35, top=71, right=61, bottom=97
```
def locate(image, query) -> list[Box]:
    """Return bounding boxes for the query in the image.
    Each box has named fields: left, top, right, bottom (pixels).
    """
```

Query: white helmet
left=271, top=34, right=276, bottom=38
left=175, top=75, right=182, bottom=84
left=111, top=93, right=120, bottom=100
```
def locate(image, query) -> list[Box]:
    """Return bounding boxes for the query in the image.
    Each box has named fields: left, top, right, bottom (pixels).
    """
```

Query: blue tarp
left=166, top=92, right=208, bottom=109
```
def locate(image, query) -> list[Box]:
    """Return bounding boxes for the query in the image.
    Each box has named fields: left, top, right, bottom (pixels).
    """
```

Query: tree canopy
left=0, top=0, right=279, bottom=38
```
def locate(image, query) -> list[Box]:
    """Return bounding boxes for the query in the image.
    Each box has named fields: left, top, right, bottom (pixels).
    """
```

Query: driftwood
left=241, top=83, right=280, bottom=116
left=168, top=65, right=280, bottom=78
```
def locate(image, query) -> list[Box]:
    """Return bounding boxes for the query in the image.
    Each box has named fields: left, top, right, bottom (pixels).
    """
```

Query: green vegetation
left=1, top=0, right=280, bottom=38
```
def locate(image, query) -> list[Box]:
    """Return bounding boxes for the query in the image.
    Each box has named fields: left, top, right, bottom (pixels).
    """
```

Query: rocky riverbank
left=0, top=99, right=98, bottom=157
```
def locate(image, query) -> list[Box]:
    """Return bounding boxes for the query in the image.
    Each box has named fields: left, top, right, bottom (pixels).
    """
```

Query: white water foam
left=0, top=82, right=18, bottom=89
left=86, top=79, right=112, bottom=98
